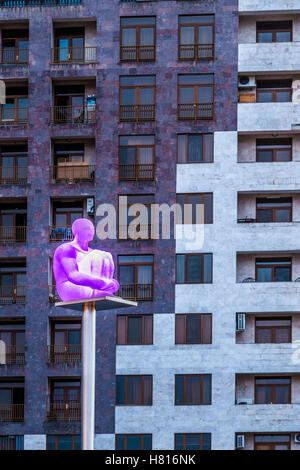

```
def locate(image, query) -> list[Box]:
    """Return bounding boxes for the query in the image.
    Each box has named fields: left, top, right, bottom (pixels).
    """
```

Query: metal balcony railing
left=0, top=285, right=26, bottom=304
left=119, top=163, right=154, bottom=181
left=119, top=283, right=153, bottom=301
left=0, top=345, right=25, bottom=365
left=0, top=107, right=28, bottom=125
left=0, top=226, right=27, bottom=243
left=47, top=344, right=81, bottom=364
left=47, top=401, right=81, bottom=421
left=51, top=105, right=96, bottom=124
left=120, top=104, right=155, bottom=122
left=119, top=224, right=153, bottom=240
left=120, top=45, right=155, bottom=62
left=52, top=164, right=95, bottom=183
left=0, top=48, right=29, bottom=65
left=0, top=1, right=82, bottom=6
left=0, top=404, right=24, bottom=422
left=0, top=167, right=27, bottom=185
left=178, top=44, right=214, bottom=61
left=51, top=47, right=96, bottom=64
left=49, top=226, right=73, bottom=242
left=178, top=103, right=213, bottom=121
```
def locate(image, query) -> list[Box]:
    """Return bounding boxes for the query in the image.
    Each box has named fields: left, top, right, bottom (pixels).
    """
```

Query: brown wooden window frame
left=119, top=76, right=156, bottom=122
left=256, top=138, right=292, bottom=162
left=118, top=194, right=154, bottom=240
left=116, top=375, right=153, bottom=406
left=256, top=80, right=292, bottom=103
left=175, top=374, right=212, bottom=405
left=0, top=144, right=28, bottom=185
left=176, top=253, right=213, bottom=284
left=53, top=27, right=85, bottom=63
left=115, top=434, right=152, bottom=450
left=255, top=316, right=292, bottom=344
left=0, top=88, right=28, bottom=124
left=176, top=193, right=213, bottom=224
left=1, top=29, right=29, bottom=65
left=256, top=197, right=292, bottom=223
left=119, top=135, right=155, bottom=181
left=254, top=434, right=291, bottom=450
left=256, top=21, right=292, bottom=43
left=255, top=257, right=292, bottom=282
left=175, top=313, right=212, bottom=345
left=46, top=434, right=81, bottom=450
left=177, top=74, right=214, bottom=121
left=174, top=433, right=211, bottom=450
left=177, top=133, right=214, bottom=163
left=0, top=325, right=25, bottom=364
left=254, top=376, right=291, bottom=405
left=118, top=255, right=154, bottom=301
left=178, top=15, right=214, bottom=61
left=117, top=314, right=153, bottom=345
left=120, top=17, right=156, bottom=62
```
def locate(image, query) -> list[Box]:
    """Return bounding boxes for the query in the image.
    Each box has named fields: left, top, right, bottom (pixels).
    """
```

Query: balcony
left=0, top=345, right=25, bottom=365
left=119, top=224, right=152, bottom=241
left=119, top=104, right=155, bottom=122
left=0, top=404, right=24, bottom=422
left=0, top=106, right=28, bottom=125
left=120, top=45, right=155, bottom=62
left=238, top=103, right=300, bottom=132
left=0, top=0, right=82, bottom=5
left=49, top=226, right=73, bottom=242
left=178, top=44, right=214, bottom=61
left=177, top=103, right=213, bottom=121
left=119, top=283, right=153, bottom=301
left=51, top=47, right=96, bottom=65
left=51, top=164, right=95, bottom=183
left=47, top=401, right=81, bottom=421
left=50, top=106, right=96, bottom=124
left=0, top=286, right=26, bottom=305
left=0, top=226, right=26, bottom=243
left=0, top=49, right=28, bottom=66
left=239, top=42, right=300, bottom=74
left=0, top=166, right=27, bottom=185
left=119, top=163, right=154, bottom=181
left=47, top=344, right=81, bottom=364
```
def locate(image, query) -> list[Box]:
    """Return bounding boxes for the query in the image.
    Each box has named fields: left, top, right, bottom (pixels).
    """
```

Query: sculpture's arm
left=59, top=246, right=115, bottom=290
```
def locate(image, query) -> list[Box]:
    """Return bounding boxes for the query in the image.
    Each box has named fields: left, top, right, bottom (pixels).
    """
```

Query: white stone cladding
left=24, top=435, right=46, bottom=450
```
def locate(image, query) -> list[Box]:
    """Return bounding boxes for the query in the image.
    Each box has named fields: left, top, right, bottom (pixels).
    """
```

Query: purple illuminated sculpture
left=53, top=218, right=119, bottom=302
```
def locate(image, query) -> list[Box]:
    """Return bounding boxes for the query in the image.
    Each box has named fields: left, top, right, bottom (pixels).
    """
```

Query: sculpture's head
left=72, top=218, right=95, bottom=243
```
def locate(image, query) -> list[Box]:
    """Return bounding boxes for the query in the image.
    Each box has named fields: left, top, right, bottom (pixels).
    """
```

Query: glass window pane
left=203, top=254, right=212, bottom=283
left=176, top=255, right=185, bottom=284
left=198, top=86, right=212, bottom=103
left=257, top=150, right=273, bottom=162
left=57, top=436, right=73, bottom=450
left=180, top=87, right=194, bottom=103
left=275, top=328, right=290, bottom=343
left=116, top=435, right=125, bottom=450
left=276, top=150, right=291, bottom=162
left=276, top=91, right=290, bottom=102
left=127, top=317, right=143, bottom=344
left=120, top=147, right=136, bottom=165
left=186, top=315, right=202, bottom=343
left=119, top=265, right=134, bottom=284
left=256, top=386, right=271, bottom=404
left=274, top=267, right=290, bottom=282
left=175, top=376, right=184, bottom=404
left=275, top=209, right=290, bottom=222
left=256, top=328, right=272, bottom=343
left=116, top=376, right=125, bottom=404
left=257, top=209, right=273, bottom=222
left=126, top=435, right=142, bottom=450
left=127, top=377, right=142, bottom=404
left=140, top=28, right=154, bottom=46
left=175, top=434, right=184, bottom=450
left=276, top=31, right=291, bottom=42
left=47, top=436, right=56, bottom=450
left=143, top=435, right=152, bottom=450
left=202, top=375, right=211, bottom=404
left=186, top=256, right=202, bottom=283
left=185, top=434, right=201, bottom=450
left=181, top=26, right=195, bottom=45
left=275, top=385, right=289, bottom=403
left=257, top=267, right=272, bottom=282
left=121, top=88, right=135, bottom=105
left=122, top=28, right=136, bottom=46
left=186, top=376, right=201, bottom=403
left=258, top=32, right=273, bottom=43
left=198, top=25, right=213, bottom=44
left=74, top=436, right=81, bottom=450
left=139, top=88, right=154, bottom=105
left=202, top=434, right=211, bottom=450
left=257, top=92, right=273, bottom=103
left=188, top=135, right=203, bottom=162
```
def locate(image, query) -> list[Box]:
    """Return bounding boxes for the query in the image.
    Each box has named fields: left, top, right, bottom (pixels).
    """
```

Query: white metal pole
left=82, top=301, right=96, bottom=450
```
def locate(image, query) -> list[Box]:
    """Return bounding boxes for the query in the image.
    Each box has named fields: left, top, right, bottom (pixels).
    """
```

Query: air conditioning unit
left=236, top=434, right=245, bottom=449
left=238, top=76, right=256, bottom=88
left=236, top=313, right=246, bottom=332
left=237, top=398, right=253, bottom=405
left=86, top=197, right=95, bottom=216
left=294, top=434, right=300, bottom=443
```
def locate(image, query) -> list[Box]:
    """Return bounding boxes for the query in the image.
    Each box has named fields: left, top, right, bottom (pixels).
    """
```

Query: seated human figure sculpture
left=53, top=218, right=119, bottom=302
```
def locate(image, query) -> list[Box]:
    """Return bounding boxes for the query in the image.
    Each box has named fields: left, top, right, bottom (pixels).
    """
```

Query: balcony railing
left=0, top=107, right=28, bottom=125
left=119, top=224, right=152, bottom=240
left=0, top=345, right=25, bottom=365
left=47, top=401, right=81, bottom=421
left=119, top=283, right=153, bottom=301
left=47, top=344, right=81, bottom=364
left=0, top=286, right=26, bottom=304
left=48, top=284, right=60, bottom=303
left=49, top=226, right=73, bottom=242
left=0, top=226, right=27, bottom=243
left=0, top=167, right=27, bottom=185
left=178, top=44, right=214, bottom=61
left=1, top=49, right=29, bottom=65
left=0, top=0, right=82, bottom=6
left=0, top=404, right=24, bottom=422
left=50, top=105, right=96, bottom=124
left=120, top=104, right=155, bottom=122
left=51, top=47, right=96, bottom=64
left=52, top=164, right=95, bottom=183
left=119, top=163, right=154, bottom=181
left=178, top=103, right=213, bottom=120
left=120, top=45, right=155, bottom=62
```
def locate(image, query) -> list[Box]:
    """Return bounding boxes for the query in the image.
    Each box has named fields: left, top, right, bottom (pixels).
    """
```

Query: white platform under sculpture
left=55, top=295, right=137, bottom=311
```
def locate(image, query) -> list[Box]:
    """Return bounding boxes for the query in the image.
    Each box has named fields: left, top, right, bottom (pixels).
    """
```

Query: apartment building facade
left=0, top=0, right=297, bottom=452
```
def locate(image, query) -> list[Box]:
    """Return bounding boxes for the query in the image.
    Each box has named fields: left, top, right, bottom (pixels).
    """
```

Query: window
left=48, top=380, right=81, bottom=421
left=254, top=434, right=291, bottom=450
left=0, top=86, right=28, bottom=124
left=256, top=197, right=292, bottom=223
left=256, top=80, right=292, bottom=103
left=120, top=17, right=155, bottom=62
left=52, top=85, right=94, bottom=123
left=50, top=201, right=83, bottom=242
left=255, top=317, right=291, bottom=344
left=178, top=74, right=213, bottom=120
left=117, top=315, right=153, bottom=345
left=116, top=434, right=152, bottom=450
left=175, top=374, right=211, bottom=405
left=0, top=261, right=26, bottom=304
left=54, top=27, right=85, bottom=63
left=119, top=194, right=154, bottom=240
left=0, top=379, right=24, bottom=422
left=176, top=254, right=212, bottom=284
left=255, top=377, right=291, bottom=404
left=47, top=435, right=81, bottom=450
left=175, top=314, right=212, bottom=344
left=0, top=143, right=28, bottom=184
left=176, top=193, right=213, bottom=224
left=120, top=76, right=155, bottom=122
left=119, top=255, right=153, bottom=301
left=53, top=143, right=94, bottom=183
left=49, top=321, right=81, bottom=363
left=255, top=258, right=291, bottom=282
left=256, top=138, right=292, bottom=162
left=119, top=135, right=155, bottom=181
left=1, top=29, right=29, bottom=65
left=175, top=433, right=211, bottom=450
left=0, top=435, right=24, bottom=450
left=116, top=375, right=152, bottom=405
left=179, top=15, right=214, bottom=60
left=0, top=322, right=25, bottom=364
left=257, top=21, right=292, bottom=43
left=0, top=201, right=27, bottom=242
left=177, top=134, right=213, bottom=163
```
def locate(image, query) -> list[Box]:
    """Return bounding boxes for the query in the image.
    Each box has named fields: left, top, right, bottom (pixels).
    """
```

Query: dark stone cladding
left=0, top=0, right=238, bottom=437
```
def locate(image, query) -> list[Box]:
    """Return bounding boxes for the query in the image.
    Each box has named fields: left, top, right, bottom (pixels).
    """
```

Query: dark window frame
left=46, top=434, right=81, bottom=450
left=256, top=21, right=292, bottom=43
left=116, top=375, right=153, bottom=406
left=175, top=374, right=212, bottom=405
left=174, top=433, right=211, bottom=450
left=120, top=16, right=156, bottom=62
left=255, top=316, right=292, bottom=344
left=255, top=257, right=292, bottom=282
left=175, top=313, right=212, bottom=345
left=254, top=433, right=291, bottom=450
left=118, top=255, right=154, bottom=301
left=256, top=197, right=292, bottom=223
left=116, top=314, right=153, bottom=345
left=178, top=15, right=214, bottom=61
left=115, top=434, right=152, bottom=450
left=177, top=133, right=214, bottom=163
left=254, top=376, right=291, bottom=404
left=176, top=193, right=213, bottom=224
left=256, top=138, right=292, bottom=162
left=176, top=253, right=213, bottom=284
